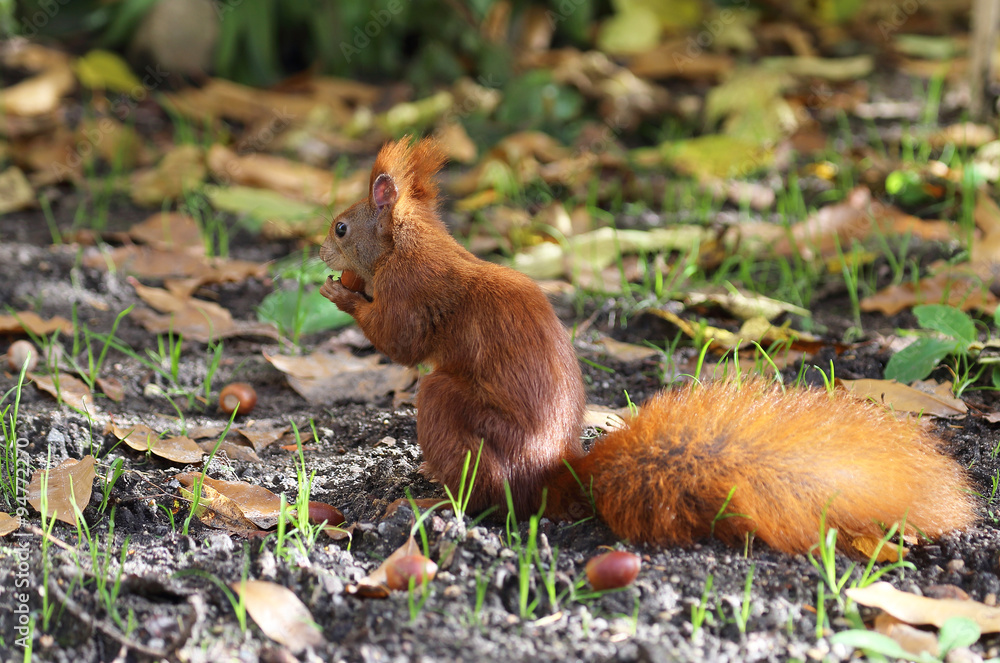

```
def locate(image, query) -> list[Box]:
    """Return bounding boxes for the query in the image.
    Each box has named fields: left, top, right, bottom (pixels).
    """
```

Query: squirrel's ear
left=373, top=173, right=397, bottom=211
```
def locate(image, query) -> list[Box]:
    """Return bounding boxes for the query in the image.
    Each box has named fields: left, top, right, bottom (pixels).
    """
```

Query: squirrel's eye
left=335, top=222, right=347, bottom=238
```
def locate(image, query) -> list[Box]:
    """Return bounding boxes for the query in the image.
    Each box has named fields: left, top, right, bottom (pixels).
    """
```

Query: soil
left=2, top=193, right=1000, bottom=663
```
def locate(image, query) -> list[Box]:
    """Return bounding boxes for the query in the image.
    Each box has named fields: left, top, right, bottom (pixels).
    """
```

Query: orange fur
left=547, top=380, right=975, bottom=554
left=321, top=138, right=977, bottom=556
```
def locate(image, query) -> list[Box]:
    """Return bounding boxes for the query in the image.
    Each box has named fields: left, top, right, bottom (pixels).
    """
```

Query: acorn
left=7, top=340, right=38, bottom=373
left=385, top=555, right=437, bottom=590
left=219, top=382, right=257, bottom=415
left=340, top=269, right=366, bottom=293
left=585, top=551, right=641, bottom=591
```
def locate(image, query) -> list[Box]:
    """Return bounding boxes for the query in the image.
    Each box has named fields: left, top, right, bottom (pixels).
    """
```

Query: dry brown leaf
left=27, top=455, right=96, bottom=526
left=847, top=581, right=1000, bottom=632
left=873, top=613, right=940, bottom=658
left=130, top=144, right=206, bottom=206
left=129, top=212, right=204, bottom=253
left=132, top=305, right=278, bottom=343
left=0, top=512, right=21, bottom=536
left=234, top=580, right=325, bottom=653
left=0, top=166, right=35, bottom=214
left=434, top=122, right=477, bottom=163
left=179, top=483, right=261, bottom=535
left=838, top=378, right=967, bottom=417
left=0, top=311, right=73, bottom=336
left=95, top=376, right=125, bottom=402
left=772, top=187, right=903, bottom=259
left=235, top=423, right=291, bottom=452
left=84, top=245, right=208, bottom=280
left=972, top=191, right=1000, bottom=280
left=685, top=286, right=811, bottom=321
left=206, top=144, right=349, bottom=205
left=627, top=41, right=734, bottom=80
left=264, top=350, right=418, bottom=405
left=164, top=77, right=320, bottom=125
left=110, top=422, right=204, bottom=464
left=177, top=473, right=285, bottom=528
left=850, top=536, right=908, bottom=563
left=196, top=439, right=261, bottom=463
left=30, top=373, right=94, bottom=412
left=347, top=535, right=422, bottom=598
left=860, top=265, right=999, bottom=316
left=598, top=337, right=661, bottom=363
left=0, top=65, right=75, bottom=116
left=132, top=300, right=233, bottom=340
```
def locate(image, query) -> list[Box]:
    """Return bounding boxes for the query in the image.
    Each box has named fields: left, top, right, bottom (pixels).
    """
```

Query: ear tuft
left=373, top=173, right=397, bottom=210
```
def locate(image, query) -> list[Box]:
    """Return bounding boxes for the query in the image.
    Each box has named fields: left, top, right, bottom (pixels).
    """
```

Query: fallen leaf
left=130, top=144, right=206, bottom=206
left=73, top=49, right=141, bottom=93
left=0, top=512, right=20, bottom=536
left=206, top=144, right=356, bottom=206
left=234, top=580, right=325, bottom=653
left=0, top=311, right=73, bottom=335
left=30, top=373, right=94, bottom=412
left=265, top=350, right=418, bottom=405
left=128, top=213, right=205, bottom=253
left=838, top=379, right=967, bottom=417
left=860, top=265, right=999, bottom=316
left=203, top=184, right=327, bottom=238
left=347, top=535, right=422, bottom=598
left=110, top=422, right=204, bottom=464
left=598, top=337, right=661, bottom=363
left=0, top=65, right=75, bottom=116
left=685, top=286, right=811, bottom=321
left=95, top=376, right=125, bottom=402
left=846, top=582, right=1000, bottom=632
left=196, top=439, right=261, bottom=463
left=850, top=536, right=908, bottom=563
left=177, top=473, right=286, bottom=529
left=511, top=225, right=713, bottom=280
left=27, top=456, right=97, bottom=526
left=0, top=167, right=35, bottom=214
left=872, top=613, right=940, bottom=658
left=179, top=482, right=262, bottom=535
left=235, top=423, right=291, bottom=452
left=132, top=305, right=278, bottom=343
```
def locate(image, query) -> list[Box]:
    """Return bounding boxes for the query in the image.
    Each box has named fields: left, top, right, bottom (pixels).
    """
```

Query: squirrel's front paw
left=320, top=275, right=362, bottom=314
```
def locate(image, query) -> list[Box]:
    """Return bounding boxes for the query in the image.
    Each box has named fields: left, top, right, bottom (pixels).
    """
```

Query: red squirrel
left=320, top=137, right=976, bottom=556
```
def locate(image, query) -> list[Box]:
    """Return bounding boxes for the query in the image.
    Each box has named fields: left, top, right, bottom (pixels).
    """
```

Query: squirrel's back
left=549, top=379, right=975, bottom=555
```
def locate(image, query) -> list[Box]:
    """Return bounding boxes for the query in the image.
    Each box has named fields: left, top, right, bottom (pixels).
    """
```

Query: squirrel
left=319, top=137, right=977, bottom=556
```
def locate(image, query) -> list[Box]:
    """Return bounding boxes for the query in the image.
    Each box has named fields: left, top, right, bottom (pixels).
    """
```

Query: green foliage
left=831, top=617, right=981, bottom=662
left=884, top=304, right=996, bottom=393
left=257, top=252, right=354, bottom=342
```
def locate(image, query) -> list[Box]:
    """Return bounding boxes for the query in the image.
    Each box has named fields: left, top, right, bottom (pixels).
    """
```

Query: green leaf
left=257, top=288, right=354, bottom=337
left=938, top=616, right=980, bottom=655
left=829, top=629, right=920, bottom=661
left=914, top=304, right=977, bottom=345
left=884, top=337, right=957, bottom=383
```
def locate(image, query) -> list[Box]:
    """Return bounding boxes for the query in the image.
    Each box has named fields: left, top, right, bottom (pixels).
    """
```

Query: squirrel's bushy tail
left=548, top=380, right=976, bottom=555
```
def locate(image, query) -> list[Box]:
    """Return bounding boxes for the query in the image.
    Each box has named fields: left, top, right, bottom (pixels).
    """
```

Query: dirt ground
left=3, top=195, right=1000, bottom=663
